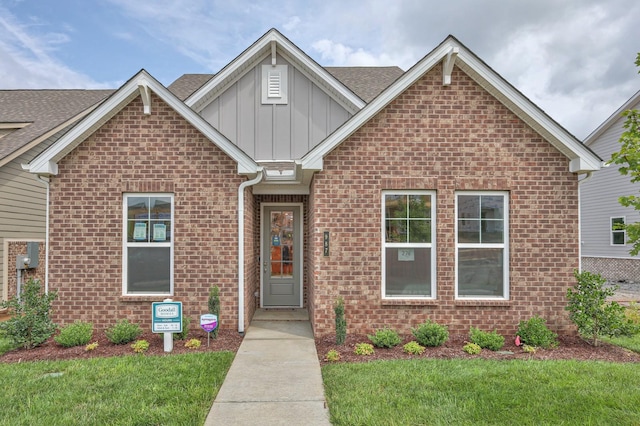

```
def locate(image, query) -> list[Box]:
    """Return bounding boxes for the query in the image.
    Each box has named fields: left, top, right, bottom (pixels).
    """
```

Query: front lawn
left=322, top=358, right=640, bottom=425
left=0, top=352, right=234, bottom=425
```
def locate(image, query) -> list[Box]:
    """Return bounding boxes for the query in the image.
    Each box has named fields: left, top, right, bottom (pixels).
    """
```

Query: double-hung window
left=611, top=217, right=626, bottom=245
left=383, top=191, right=436, bottom=298
left=456, top=192, right=508, bottom=298
left=123, top=194, right=173, bottom=295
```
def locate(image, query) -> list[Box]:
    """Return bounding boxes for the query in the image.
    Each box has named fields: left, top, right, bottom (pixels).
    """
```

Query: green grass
left=0, top=352, right=234, bottom=425
left=604, top=333, right=640, bottom=353
left=323, top=359, right=640, bottom=425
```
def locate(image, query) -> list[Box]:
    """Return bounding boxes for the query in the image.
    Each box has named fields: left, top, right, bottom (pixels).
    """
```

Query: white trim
left=610, top=216, right=627, bottom=246
left=584, top=89, right=640, bottom=146
left=381, top=190, right=437, bottom=299
left=122, top=193, right=174, bottom=296
left=455, top=191, right=509, bottom=300
left=259, top=203, right=304, bottom=308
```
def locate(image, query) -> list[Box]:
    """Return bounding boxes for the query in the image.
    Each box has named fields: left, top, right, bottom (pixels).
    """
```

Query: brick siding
left=309, top=64, right=579, bottom=337
left=583, top=257, right=640, bottom=283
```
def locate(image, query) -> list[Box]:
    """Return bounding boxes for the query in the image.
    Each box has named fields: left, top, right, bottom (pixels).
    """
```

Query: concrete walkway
left=204, top=309, right=331, bottom=426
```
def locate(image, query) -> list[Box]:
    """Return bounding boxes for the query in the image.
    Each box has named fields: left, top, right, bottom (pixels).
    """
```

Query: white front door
left=261, top=204, right=302, bottom=307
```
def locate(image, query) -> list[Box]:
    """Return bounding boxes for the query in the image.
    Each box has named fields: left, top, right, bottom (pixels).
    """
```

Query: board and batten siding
left=581, top=97, right=640, bottom=259
left=200, top=55, right=352, bottom=160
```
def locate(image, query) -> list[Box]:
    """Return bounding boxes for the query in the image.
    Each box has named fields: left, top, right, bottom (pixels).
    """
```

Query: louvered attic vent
left=262, top=65, right=288, bottom=104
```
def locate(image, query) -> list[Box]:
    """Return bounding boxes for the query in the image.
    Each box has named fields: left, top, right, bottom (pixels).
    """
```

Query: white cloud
left=282, top=16, right=300, bottom=32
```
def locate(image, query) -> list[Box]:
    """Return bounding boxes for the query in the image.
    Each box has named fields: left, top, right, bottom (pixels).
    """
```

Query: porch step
left=252, top=308, right=309, bottom=321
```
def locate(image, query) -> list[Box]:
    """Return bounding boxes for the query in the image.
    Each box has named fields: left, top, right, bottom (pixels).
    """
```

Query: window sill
left=454, top=299, right=511, bottom=307
left=381, top=299, right=439, bottom=306
left=119, top=295, right=174, bottom=303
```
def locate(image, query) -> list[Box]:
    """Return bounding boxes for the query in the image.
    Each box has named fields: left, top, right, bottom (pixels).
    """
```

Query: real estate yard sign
left=152, top=301, right=182, bottom=333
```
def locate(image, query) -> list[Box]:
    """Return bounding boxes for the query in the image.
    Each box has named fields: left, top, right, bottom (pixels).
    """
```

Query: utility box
left=15, top=242, right=39, bottom=270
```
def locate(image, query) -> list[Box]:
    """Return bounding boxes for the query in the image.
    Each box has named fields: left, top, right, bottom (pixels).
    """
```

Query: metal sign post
left=200, top=314, right=218, bottom=347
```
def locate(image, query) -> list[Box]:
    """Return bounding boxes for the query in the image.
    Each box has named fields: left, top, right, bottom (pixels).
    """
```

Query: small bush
left=412, top=320, right=449, bottom=347
left=185, top=338, right=201, bottom=349
left=55, top=321, right=94, bottom=348
left=335, top=297, right=347, bottom=345
left=368, top=327, right=401, bottom=348
left=208, top=286, right=220, bottom=338
left=131, top=339, right=149, bottom=354
left=173, top=315, right=191, bottom=340
left=403, top=341, right=425, bottom=355
left=105, top=319, right=142, bottom=344
left=0, top=278, right=57, bottom=349
left=625, top=302, right=640, bottom=325
left=522, top=344, right=537, bottom=354
left=463, top=342, right=481, bottom=355
left=469, top=327, right=505, bottom=351
left=517, top=316, right=558, bottom=349
left=85, top=342, right=99, bottom=351
left=325, top=349, right=341, bottom=362
left=354, top=343, right=374, bottom=356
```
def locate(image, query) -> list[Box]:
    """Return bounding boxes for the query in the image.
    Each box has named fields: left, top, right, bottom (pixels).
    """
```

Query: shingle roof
left=0, top=90, right=113, bottom=161
left=325, top=66, right=404, bottom=102
left=168, top=66, right=405, bottom=104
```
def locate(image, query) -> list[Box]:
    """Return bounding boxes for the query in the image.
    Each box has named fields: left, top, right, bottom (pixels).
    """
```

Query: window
left=382, top=191, right=436, bottom=298
left=456, top=192, right=508, bottom=298
left=611, top=217, right=626, bottom=245
left=123, top=194, right=173, bottom=294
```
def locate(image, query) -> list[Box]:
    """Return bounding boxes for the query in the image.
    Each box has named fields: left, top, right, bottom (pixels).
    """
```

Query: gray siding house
left=0, top=90, right=112, bottom=300
left=581, top=89, right=640, bottom=282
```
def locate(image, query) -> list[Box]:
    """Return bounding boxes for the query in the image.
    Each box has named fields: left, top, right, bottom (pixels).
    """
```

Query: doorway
left=261, top=204, right=303, bottom=307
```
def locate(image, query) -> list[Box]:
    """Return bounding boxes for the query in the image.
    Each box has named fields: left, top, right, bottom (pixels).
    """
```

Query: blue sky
left=1, top=0, right=639, bottom=139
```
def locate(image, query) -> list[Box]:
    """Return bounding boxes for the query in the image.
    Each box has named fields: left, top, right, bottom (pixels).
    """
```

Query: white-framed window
left=611, top=216, right=626, bottom=245
left=456, top=192, right=508, bottom=299
left=123, top=194, right=174, bottom=295
left=382, top=191, right=436, bottom=298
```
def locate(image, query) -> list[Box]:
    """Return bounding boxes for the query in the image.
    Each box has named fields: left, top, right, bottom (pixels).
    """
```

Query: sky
left=1, top=0, right=638, bottom=139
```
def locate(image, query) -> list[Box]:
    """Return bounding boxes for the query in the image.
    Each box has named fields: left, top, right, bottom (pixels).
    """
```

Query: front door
left=262, top=205, right=302, bottom=307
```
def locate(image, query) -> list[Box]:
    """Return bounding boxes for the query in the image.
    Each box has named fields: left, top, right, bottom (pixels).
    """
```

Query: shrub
left=469, top=327, right=505, bottom=351
left=131, top=339, right=149, bottom=354
left=403, top=341, right=425, bottom=355
left=412, top=320, right=449, bottom=347
left=463, top=342, right=481, bottom=355
left=208, top=286, right=220, bottom=338
left=354, top=343, right=374, bottom=356
left=0, top=278, right=57, bottom=349
left=335, top=297, right=347, bottom=345
left=85, top=342, right=99, bottom=351
left=566, top=270, right=636, bottom=346
left=173, top=315, right=191, bottom=340
left=517, top=316, right=558, bottom=349
left=522, top=344, right=537, bottom=354
left=185, top=338, right=201, bottom=349
left=368, top=327, right=401, bottom=348
left=55, top=321, right=94, bottom=348
left=626, top=302, right=640, bottom=325
left=105, top=319, right=142, bottom=345
left=325, top=349, right=341, bottom=362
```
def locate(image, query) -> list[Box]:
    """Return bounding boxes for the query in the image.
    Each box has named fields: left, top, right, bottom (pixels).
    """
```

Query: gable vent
left=262, top=65, right=288, bottom=104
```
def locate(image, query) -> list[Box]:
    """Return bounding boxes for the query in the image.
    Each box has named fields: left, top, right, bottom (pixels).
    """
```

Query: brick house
left=26, top=29, right=601, bottom=337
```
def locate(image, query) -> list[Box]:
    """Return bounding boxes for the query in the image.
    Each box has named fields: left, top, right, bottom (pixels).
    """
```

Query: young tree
left=609, top=53, right=640, bottom=254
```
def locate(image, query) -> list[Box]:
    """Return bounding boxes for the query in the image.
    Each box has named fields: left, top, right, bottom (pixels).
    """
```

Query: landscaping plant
left=469, top=327, right=505, bottom=351
left=354, top=342, right=374, bottom=356
left=0, top=278, right=57, bottom=349
left=325, top=349, right=341, bottom=362
left=403, top=341, right=426, bottom=355
left=54, top=320, right=94, bottom=348
left=185, top=338, right=202, bottom=349
left=105, top=319, right=142, bottom=344
left=335, top=296, right=346, bottom=345
left=412, top=320, right=449, bottom=347
left=566, top=270, right=637, bottom=346
left=463, top=342, right=482, bottom=355
left=517, top=316, right=558, bottom=349
left=368, top=327, right=401, bottom=348
left=208, top=286, right=220, bottom=338
left=173, top=315, right=191, bottom=340
left=131, top=339, right=150, bottom=354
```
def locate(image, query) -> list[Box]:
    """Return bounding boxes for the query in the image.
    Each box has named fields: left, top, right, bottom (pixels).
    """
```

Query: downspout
left=36, top=175, right=50, bottom=293
left=238, top=169, right=263, bottom=335
left=577, top=171, right=594, bottom=272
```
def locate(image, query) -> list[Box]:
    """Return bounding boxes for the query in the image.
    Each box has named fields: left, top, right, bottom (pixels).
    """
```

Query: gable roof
left=185, top=28, right=366, bottom=113
left=28, top=70, right=258, bottom=176
left=302, top=35, right=602, bottom=174
left=325, top=66, right=404, bottom=102
left=0, top=90, right=113, bottom=166
left=168, top=74, right=214, bottom=101
left=584, top=89, right=640, bottom=146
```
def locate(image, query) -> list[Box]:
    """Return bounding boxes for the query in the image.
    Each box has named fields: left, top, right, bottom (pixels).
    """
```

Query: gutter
left=36, top=174, right=51, bottom=293
left=237, top=170, right=263, bottom=335
left=577, top=171, right=594, bottom=272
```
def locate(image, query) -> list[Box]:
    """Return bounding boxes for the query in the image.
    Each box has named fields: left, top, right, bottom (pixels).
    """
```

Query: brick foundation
left=582, top=257, right=640, bottom=283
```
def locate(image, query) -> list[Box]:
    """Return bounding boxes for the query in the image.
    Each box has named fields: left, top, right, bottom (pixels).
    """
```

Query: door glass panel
left=270, top=210, right=294, bottom=278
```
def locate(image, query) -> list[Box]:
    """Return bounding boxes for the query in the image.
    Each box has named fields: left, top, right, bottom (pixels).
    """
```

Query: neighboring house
left=581, top=90, right=640, bottom=282
left=24, top=29, right=601, bottom=337
left=0, top=90, right=112, bottom=302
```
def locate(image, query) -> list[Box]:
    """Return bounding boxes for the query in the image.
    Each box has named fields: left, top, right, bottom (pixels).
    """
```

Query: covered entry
left=261, top=204, right=303, bottom=307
